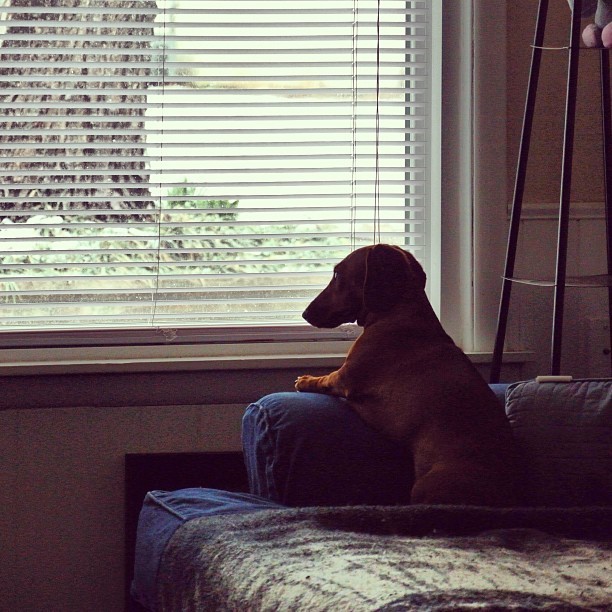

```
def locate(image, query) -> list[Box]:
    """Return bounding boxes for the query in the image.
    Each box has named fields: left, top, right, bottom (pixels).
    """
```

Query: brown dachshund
left=295, top=244, right=522, bottom=506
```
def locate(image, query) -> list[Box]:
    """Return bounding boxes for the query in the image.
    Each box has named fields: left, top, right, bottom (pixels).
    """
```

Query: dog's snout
left=302, top=302, right=320, bottom=326
left=302, top=293, right=336, bottom=328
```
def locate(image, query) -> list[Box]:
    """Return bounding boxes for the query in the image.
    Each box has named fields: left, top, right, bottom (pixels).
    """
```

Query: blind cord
left=151, top=2, right=166, bottom=329
left=350, top=0, right=359, bottom=252
left=374, top=0, right=382, bottom=245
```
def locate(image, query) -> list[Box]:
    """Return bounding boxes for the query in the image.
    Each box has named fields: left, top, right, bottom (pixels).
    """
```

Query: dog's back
left=341, top=306, right=522, bottom=505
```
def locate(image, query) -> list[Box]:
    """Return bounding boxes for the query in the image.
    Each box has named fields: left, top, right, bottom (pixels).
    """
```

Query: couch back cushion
left=506, top=379, right=612, bottom=506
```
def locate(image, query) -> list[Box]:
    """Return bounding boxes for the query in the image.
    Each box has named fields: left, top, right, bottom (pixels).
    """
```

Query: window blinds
left=0, top=0, right=435, bottom=340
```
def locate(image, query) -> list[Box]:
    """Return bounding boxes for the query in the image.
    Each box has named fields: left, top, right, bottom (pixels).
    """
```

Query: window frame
left=0, top=0, right=441, bottom=351
left=0, top=0, right=515, bottom=374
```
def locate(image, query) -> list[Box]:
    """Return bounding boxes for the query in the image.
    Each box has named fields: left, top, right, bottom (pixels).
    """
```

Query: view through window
left=0, top=0, right=436, bottom=341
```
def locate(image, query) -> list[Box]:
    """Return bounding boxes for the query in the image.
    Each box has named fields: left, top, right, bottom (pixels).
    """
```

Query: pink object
left=578, top=0, right=612, bottom=47
left=582, top=22, right=603, bottom=46
left=602, top=22, right=612, bottom=47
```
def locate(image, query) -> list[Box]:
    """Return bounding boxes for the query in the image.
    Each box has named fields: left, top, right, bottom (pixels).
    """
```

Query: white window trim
left=0, top=341, right=531, bottom=376
left=440, top=0, right=509, bottom=355
left=471, top=0, right=509, bottom=354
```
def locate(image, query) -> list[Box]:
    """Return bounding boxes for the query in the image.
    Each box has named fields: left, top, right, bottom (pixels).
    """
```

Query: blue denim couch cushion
left=131, top=488, right=282, bottom=611
left=241, top=385, right=510, bottom=507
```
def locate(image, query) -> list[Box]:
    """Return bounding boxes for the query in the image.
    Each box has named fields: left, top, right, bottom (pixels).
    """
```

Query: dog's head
left=302, top=244, right=426, bottom=328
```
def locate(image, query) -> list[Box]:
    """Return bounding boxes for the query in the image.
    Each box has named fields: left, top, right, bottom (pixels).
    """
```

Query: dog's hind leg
left=410, top=463, right=515, bottom=507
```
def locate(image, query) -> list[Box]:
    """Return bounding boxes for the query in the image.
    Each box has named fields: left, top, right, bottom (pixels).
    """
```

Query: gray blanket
left=157, top=505, right=612, bottom=611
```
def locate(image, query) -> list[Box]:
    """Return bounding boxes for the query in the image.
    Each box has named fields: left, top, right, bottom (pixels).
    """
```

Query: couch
left=131, top=379, right=612, bottom=611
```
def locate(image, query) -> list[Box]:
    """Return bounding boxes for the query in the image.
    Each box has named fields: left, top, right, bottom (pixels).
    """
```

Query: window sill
left=0, top=342, right=532, bottom=376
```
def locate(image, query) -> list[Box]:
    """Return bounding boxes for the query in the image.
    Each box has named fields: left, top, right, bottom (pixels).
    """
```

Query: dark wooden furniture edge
left=124, top=451, right=249, bottom=612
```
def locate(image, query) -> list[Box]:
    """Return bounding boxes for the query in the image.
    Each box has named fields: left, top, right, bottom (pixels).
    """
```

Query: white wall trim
left=440, top=1, right=510, bottom=354
left=439, top=0, right=475, bottom=349
left=472, top=1, right=509, bottom=353
left=0, top=340, right=349, bottom=375
left=0, top=341, right=532, bottom=376
left=427, top=0, right=443, bottom=315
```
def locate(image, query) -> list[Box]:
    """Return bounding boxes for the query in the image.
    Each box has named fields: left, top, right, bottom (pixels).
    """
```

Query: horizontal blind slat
left=3, top=19, right=423, bottom=28
left=2, top=154, right=425, bottom=164
left=0, top=194, right=421, bottom=203
left=2, top=6, right=423, bottom=16
left=3, top=126, right=426, bottom=134
left=1, top=63, right=425, bottom=72
left=0, top=47, right=427, bottom=57
left=0, top=168, right=423, bottom=177
left=2, top=33, right=423, bottom=42
left=1, top=229, right=420, bottom=244
left=1, top=86, right=424, bottom=94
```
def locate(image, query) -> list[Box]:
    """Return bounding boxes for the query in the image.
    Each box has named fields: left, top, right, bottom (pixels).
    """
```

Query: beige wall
left=0, top=367, right=327, bottom=612
left=2, top=401, right=245, bottom=612
left=505, top=0, right=611, bottom=377
left=507, top=0, right=605, bottom=204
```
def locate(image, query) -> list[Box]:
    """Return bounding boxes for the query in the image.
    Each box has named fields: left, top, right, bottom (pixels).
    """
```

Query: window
left=0, top=0, right=439, bottom=347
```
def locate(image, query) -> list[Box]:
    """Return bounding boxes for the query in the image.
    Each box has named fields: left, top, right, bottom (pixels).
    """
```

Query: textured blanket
left=157, top=505, right=612, bottom=611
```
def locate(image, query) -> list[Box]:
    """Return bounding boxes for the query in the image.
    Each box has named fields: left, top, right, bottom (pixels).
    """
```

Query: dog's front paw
left=295, top=375, right=318, bottom=392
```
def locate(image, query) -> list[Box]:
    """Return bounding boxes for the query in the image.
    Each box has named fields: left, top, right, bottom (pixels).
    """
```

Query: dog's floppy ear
left=363, top=244, right=426, bottom=312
